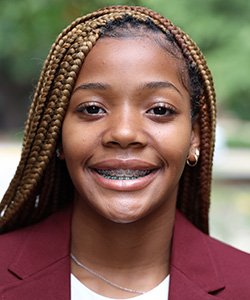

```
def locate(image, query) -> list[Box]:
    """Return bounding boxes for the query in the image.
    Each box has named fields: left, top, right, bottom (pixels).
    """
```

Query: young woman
left=0, top=6, right=249, bottom=300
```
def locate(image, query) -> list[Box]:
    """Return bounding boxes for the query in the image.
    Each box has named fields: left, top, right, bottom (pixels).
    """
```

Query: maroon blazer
left=1, top=204, right=250, bottom=299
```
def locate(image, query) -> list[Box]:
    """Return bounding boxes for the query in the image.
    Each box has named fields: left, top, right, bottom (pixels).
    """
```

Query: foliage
left=0, top=0, right=140, bottom=82
left=0, top=0, right=250, bottom=132
left=143, top=0, right=250, bottom=120
left=0, top=0, right=140, bottom=131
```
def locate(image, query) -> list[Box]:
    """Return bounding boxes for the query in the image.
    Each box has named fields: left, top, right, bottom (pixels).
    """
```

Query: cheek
left=61, top=120, right=92, bottom=164
left=152, top=123, right=192, bottom=159
left=149, top=126, right=192, bottom=183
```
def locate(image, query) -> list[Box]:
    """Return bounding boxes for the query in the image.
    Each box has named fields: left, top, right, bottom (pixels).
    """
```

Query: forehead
left=75, top=36, right=189, bottom=92
left=71, top=37, right=190, bottom=105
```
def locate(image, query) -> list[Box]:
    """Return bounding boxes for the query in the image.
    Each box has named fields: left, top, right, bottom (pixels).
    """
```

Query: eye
left=76, top=103, right=106, bottom=115
left=147, top=104, right=176, bottom=117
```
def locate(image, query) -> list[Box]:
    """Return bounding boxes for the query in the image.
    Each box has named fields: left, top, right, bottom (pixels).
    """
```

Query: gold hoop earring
left=187, top=149, right=199, bottom=167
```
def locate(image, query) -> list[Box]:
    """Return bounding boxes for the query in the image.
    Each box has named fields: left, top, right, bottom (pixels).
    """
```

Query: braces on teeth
left=96, top=169, right=152, bottom=180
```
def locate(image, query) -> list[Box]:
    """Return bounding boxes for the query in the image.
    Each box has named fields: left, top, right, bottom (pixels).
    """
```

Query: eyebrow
left=73, top=82, right=111, bottom=93
left=73, top=81, right=183, bottom=97
left=140, top=81, right=183, bottom=97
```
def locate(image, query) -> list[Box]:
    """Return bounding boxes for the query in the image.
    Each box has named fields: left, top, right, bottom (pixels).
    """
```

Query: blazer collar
left=8, top=203, right=72, bottom=279
left=169, top=210, right=226, bottom=299
left=7, top=205, right=227, bottom=299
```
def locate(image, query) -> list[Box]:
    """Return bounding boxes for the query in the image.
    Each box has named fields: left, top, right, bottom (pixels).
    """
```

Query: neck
left=70, top=193, right=176, bottom=295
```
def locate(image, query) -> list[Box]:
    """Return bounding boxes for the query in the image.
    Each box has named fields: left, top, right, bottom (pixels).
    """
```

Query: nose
left=102, top=109, right=148, bottom=149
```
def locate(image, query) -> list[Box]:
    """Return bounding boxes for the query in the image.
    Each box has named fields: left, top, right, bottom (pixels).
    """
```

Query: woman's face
left=61, top=37, right=200, bottom=223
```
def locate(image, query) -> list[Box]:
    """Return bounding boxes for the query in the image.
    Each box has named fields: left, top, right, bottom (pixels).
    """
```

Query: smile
left=95, top=169, right=153, bottom=180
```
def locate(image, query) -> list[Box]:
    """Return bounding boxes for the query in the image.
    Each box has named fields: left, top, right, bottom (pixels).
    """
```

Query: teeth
left=96, top=169, right=152, bottom=180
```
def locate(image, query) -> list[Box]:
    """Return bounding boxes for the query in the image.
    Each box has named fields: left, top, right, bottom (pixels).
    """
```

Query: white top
left=71, top=274, right=170, bottom=300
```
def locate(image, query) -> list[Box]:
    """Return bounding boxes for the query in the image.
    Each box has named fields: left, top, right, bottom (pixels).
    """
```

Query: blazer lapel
left=3, top=204, right=72, bottom=300
left=169, top=210, right=228, bottom=300
left=170, top=266, right=223, bottom=299
left=2, top=206, right=233, bottom=299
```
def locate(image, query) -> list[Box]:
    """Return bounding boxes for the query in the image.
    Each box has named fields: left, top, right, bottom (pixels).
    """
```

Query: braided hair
left=0, top=6, right=216, bottom=234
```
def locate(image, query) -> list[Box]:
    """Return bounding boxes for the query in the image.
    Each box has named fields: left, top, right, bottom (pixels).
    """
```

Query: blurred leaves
left=0, top=0, right=250, bottom=132
left=0, top=0, right=80, bottom=82
left=0, top=0, right=140, bottom=83
left=143, top=0, right=250, bottom=120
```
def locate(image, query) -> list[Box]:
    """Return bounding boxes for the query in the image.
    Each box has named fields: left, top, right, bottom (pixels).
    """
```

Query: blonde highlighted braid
left=0, top=6, right=216, bottom=234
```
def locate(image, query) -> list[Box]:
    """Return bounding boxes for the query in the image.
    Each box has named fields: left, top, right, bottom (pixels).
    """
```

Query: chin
left=103, top=207, right=150, bottom=224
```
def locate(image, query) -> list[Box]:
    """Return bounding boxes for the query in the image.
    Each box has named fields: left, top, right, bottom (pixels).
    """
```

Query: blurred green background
left=0, top=0, right=249, bottom=251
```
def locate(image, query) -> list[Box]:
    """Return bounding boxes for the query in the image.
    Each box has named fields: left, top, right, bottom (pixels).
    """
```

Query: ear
left=188, top=118, right=200, bottom=163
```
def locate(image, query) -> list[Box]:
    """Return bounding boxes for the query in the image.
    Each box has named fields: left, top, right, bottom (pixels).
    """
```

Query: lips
left=88, top=159, right=160, bottom=191
left=89, top=159, right=158, bottom=169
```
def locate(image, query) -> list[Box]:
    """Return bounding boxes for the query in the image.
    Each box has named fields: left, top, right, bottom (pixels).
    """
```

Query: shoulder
left=0, top=204, right=72, bottom=286
left=203, top=232, right=250, bottom=298
left=172, top=210, right=250, bottom=298
left=205, top=233, right=250, bottom=277
left=0, top=222, right=37, bottom=285
left=201, top=226, right=250, bottom=299
left=0, top=221, right=37, bottom=256
left=175, top=209, right=250, bottom=266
